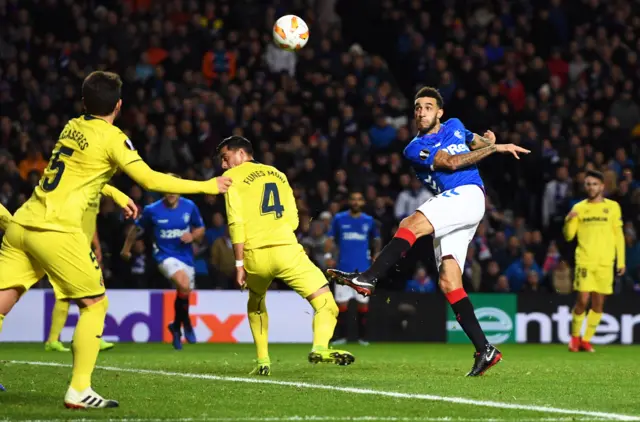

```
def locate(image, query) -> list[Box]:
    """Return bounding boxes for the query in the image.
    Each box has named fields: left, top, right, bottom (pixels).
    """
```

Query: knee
left=312, top=291, right=338, bottom=319
left=326, top=296, right=339, bottom=319
left=574, top=298, right=588, bottom=313
left=173, top=274, right=192, bottom=294
left=399, top=212, right=433, bottom=238
left=247, top=291, right=266, bottom=313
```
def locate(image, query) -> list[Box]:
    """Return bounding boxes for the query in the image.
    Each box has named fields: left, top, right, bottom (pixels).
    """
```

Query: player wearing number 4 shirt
left=217, top=136, right=354, bottom=376
left=328, top=87, right=530, bottom=377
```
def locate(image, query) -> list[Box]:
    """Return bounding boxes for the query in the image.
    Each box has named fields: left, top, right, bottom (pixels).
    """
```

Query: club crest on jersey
left=183, top=212, right=190, bottom=223
left=603, top=208, right=609, bottom=214
left=124, top=139, right=136, bottom=151
left=454, top=130, right=464, bottom=140
left=419, top=149, right=430, bottom=160
left=363, top=224, right=369, bottom=232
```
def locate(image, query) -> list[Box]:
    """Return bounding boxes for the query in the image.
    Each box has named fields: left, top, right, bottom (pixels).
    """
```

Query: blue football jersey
left=136, top=197, right=204, bottom=267
left=328, top=211, right=380, bottom=272
left=403, top=118, right=484, bottom=195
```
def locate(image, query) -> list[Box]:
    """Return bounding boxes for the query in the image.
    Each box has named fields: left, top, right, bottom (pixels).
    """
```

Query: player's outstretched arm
left=468, top=131, right=496, bottom=151
left=433, top=144, right=530, bottom=171
left=123, top=161, right=232, bottom=195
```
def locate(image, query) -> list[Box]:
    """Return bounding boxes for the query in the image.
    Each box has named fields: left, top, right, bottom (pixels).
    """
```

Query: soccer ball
left=272, top=15, right=309, bottom=51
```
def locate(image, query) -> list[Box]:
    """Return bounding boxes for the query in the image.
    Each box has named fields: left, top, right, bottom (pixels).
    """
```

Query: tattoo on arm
left=433, top=145, right=497, bottom=171
left=469, top=134, right=495, bottom=150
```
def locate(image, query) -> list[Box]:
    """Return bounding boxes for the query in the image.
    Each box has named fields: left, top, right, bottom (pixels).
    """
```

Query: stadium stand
left=1, top=0, right=640, bottom=294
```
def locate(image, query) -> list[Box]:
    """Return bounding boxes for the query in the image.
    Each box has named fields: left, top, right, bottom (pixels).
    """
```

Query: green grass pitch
left=1, top=343, right=639, bottom=421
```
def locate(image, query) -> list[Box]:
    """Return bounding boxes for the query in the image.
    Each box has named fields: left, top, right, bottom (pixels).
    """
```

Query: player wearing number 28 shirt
left=328, top=86, right=530, bottom=377
left=217, top=136, right=354, bottom=377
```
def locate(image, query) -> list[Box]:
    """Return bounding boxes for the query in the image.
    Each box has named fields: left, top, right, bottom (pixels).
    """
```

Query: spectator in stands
left=505, top=251, right=543, bottom=292
left=210, top=226, right=235, bottom=289
left=405, top=266, right=435, bottom=294
left=2, top=0, right=640, bottom=294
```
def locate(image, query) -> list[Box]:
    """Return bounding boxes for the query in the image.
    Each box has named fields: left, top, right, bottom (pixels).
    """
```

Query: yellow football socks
left=70, top=297, right=109, bottom=391
left=583, top=311, right=603, bottom=342
left=571, top=309, right=586, bottom=337
left=247, top=292, right=269, bottom=361
left=310, top=292, right=338, bottom=350
left=0, top=314, right=4, bottom=333
left=48, top=300, right=70, bottom=343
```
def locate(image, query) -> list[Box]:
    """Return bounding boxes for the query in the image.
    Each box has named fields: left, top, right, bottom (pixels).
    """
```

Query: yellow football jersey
left=224, top=161, right=298, bottom=250
left=81, top=192, right=101, bottom=242
left=13, top=115, right=141, bottom=233
left=0, top=203, right=12, bottom=231
left=563, top=198, right=625, bottom=268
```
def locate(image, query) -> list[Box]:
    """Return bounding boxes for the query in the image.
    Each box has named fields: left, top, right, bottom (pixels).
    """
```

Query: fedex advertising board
left=1, top=290, right=313, bottom=343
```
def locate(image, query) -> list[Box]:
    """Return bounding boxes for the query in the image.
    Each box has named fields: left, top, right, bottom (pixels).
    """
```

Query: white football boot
left=64, top=386, right=119, bottom=409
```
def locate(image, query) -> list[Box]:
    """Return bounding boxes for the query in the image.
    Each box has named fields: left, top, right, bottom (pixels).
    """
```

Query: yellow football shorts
left=244, top=243, right=328, bottom=298
left=573, top=264, right=614, bottom=295
left=0, top=222, right=105, bottom=300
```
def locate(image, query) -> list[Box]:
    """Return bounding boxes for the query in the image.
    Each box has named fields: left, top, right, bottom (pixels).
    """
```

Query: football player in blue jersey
left=121, top=174, right=205, bottom=350
left=325, top=190, right=381, bottom=346
left=329, top=87, right=530, bottom=376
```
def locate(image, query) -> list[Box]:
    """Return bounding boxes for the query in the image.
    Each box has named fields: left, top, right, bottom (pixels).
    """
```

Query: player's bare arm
left=372, top=237, right=382, bottom=260
left=232, top=242, right=246, bottom=289
left=433, top=144, right=530, bottom=171
left=468, top=131, right=496, bottom=150
left=120, top=225, right=140, bottom=261
left=181, top=227, right=205, bottom=244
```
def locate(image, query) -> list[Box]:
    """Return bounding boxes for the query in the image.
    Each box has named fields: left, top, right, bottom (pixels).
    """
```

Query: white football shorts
left=158, top=257, right=196, bottom=290
left=416, top=184, right=485, bottom=270
left=334, top=283, right=370, bottom=304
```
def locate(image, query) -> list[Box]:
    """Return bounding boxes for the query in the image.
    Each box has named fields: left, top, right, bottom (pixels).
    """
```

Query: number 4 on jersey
left=261, top=182, right=284, bottom=219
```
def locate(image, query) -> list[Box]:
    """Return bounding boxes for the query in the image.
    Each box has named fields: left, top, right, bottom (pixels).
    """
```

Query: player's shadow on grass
left=0, top=390, right=59, bottom=405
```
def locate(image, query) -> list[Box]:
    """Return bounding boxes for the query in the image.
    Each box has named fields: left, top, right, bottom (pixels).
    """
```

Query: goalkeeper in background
left=563, top=170, right=625, bottom=352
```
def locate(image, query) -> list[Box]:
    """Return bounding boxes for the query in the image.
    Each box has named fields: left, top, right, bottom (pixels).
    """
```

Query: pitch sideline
left=6, top=360, right=640, bottom=422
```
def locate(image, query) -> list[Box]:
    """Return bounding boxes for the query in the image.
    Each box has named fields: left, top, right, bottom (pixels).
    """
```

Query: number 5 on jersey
left=261, top=182, right=284, bottom=219
left=42, top=146, right=75, bottom=191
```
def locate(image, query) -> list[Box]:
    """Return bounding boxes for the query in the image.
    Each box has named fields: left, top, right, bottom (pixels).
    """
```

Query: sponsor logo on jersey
left=445, top=143, right=470, bottom=155
left=343, top=232, right=367, bottom=241
left=159, top=228, right=190, bottom=239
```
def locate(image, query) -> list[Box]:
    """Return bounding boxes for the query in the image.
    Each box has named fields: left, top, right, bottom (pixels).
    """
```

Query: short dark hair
left=82, top=71, right=122, bottom=116
left=216, top=136, right=254, bottom=155
left=414, top=86, right=444, bottom=108
left=585, top=170, right=604, bottom=182
left=349, top=188, right=364, bottom=198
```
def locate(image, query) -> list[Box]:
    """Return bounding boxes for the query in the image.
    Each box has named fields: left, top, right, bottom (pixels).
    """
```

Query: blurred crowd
left=1, top=0, right=640, bottom=294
